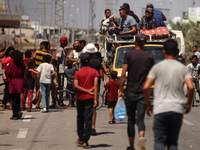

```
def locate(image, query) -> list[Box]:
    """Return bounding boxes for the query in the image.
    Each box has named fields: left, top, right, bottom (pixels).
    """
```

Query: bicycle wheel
left=96, top=93, right=104, bottom=110
left=56, top=90, right=71, bottom=109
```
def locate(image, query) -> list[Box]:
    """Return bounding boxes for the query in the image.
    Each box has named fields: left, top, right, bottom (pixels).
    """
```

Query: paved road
left=0, top=80, right=200, bottom=150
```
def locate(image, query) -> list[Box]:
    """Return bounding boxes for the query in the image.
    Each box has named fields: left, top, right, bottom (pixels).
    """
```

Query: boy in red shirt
left=74, top=53, right=99, bottom=148
left=102, top=71, right=119, bottom=124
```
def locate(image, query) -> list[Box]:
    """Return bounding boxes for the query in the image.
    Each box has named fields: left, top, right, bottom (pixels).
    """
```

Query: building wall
left=4, top=28, right=34, bottom=39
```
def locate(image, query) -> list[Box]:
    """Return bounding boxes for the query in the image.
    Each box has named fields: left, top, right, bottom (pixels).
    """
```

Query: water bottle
left=114, top=97, right=127, bottom=121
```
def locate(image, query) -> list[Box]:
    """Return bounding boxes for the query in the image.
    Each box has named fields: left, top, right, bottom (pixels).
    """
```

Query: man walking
left=143, top=39, right=194, bottom=150
left=119, top=33, right=154, bottom=150
left=55, top=37, right=68, bottom=105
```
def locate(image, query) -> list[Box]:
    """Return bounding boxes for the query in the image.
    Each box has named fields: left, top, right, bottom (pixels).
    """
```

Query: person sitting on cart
left=99, top=9, right=119, bottom=35
left=138, top=8, right=157, bottom=31
left=109, top=8, right=137, bottom=36
left=187, top=55, right=200, bottom=99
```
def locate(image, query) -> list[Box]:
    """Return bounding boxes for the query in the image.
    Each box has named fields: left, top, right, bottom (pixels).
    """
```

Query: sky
left=5, top=0, right=200, bottom=30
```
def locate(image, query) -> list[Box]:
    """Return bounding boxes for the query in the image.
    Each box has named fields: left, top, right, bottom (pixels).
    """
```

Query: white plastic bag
left=114, top=97, right=127, bottom=121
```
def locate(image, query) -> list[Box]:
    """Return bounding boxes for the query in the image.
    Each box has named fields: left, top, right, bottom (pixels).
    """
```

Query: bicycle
left=55, top=89, right=105, bottom=109
left=96, top=92, right=104, bottom=110
left=56, top=88, right=74, bottom=109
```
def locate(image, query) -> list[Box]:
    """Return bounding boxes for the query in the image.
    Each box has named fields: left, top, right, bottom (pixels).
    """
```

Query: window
left=115, top=45, right=164, bottom=68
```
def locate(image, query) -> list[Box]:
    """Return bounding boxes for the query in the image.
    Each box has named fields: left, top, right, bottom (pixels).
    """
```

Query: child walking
left=102, top=71, right=119, bottom=124
left=74, top=53, right=99, bottom=148
left=21, top=60, right=36, bottom=111
left=29, top=55, right=57, bottom=113
left=64, top=59, right=77, bottom=107
left=49, top=59, right=59, bottom=108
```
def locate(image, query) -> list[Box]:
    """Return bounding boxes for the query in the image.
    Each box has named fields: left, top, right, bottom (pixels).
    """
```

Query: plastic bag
left=114, top=97, right=127, bottom=121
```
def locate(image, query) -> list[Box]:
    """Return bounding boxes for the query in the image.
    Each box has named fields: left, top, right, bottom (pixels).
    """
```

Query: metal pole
left=53, top=0, right=56, bottom=48
left=67, top=0, right=71, bottom=32
left=35, top=0, right=38, bottom=49
left=49, top=0, right=52, bottom=43
left=87, top=0, right=90, bottom=35
left=62, top=0, right=64, bottom=37
left=72, top=10, right=75, bottom=44
left=19, top=0, right=22, bottom=50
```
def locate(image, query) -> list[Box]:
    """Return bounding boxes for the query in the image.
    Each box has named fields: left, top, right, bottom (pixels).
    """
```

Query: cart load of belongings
left=140, top=27, right=169, bottom=39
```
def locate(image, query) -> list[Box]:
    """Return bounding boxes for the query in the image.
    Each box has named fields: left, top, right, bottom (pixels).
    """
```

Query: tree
left=170, top=22, right=200, bottom=64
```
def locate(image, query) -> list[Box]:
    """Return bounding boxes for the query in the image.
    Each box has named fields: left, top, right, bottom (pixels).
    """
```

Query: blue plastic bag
left=114, top=97, right=127, bottom=121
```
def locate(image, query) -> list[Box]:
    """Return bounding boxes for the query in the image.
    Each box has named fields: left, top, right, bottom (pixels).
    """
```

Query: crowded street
left=1, top=0, right=200, bottom=150
left=0, top=79, right=200, bottom=150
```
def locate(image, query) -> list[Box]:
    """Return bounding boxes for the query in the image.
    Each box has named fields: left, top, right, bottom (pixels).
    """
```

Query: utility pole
left=72, top=14, right=75, bottom=44
left=49, top=0, right=53, bottom=43
left=54, top=0, right=64, bottom=47
left=34, top=0, right=38, bottom=49
left=88, top=0, right=95, bottom=35
left=66, top=0, right=71, bottom=32
left=19, top=0, right=22, bottom=50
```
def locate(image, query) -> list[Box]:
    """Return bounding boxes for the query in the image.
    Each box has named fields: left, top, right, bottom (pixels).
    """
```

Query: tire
left=56, top=90, right=71, bottom=109
left=96, top=93, right=104, bottom=110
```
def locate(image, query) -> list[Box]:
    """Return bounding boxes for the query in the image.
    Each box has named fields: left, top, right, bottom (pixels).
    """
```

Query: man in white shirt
left=143, top=39, right=194, bottom=150
left=67, top=40, right=83, bottom=69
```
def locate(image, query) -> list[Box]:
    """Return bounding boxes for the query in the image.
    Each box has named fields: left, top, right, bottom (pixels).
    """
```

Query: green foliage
left=170, top=22, right=200, bottom=64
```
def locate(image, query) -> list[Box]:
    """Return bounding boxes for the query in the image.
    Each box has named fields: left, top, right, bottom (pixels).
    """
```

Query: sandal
left=75, top=139, right=83, bottom=147
left=108, top=121, right=113, bottom=124
left=112, top=119, right=116, bottom=123
left=82, top=143, right=90, bottom=149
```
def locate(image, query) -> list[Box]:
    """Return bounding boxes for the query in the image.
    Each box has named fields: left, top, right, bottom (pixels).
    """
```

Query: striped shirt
left=33, top=49, right=52, bottom=68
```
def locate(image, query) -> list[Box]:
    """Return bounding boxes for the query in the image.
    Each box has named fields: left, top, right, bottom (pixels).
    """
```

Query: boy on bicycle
left=187, top=55, right=200, bottom=99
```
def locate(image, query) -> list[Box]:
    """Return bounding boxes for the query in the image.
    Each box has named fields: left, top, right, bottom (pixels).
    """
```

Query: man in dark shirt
left=146, top=3, right=167, bottom=27
left=120, top=3, right=140, bottom=23
left=119, top=33, right=154, bottom=150
left=138, top=8, right=157, bottom=31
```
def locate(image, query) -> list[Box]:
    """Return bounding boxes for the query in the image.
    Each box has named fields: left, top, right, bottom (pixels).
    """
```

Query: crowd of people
left=100, top=3, right=167, bottom=36
left=0, top=2, right=198, bottom=150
